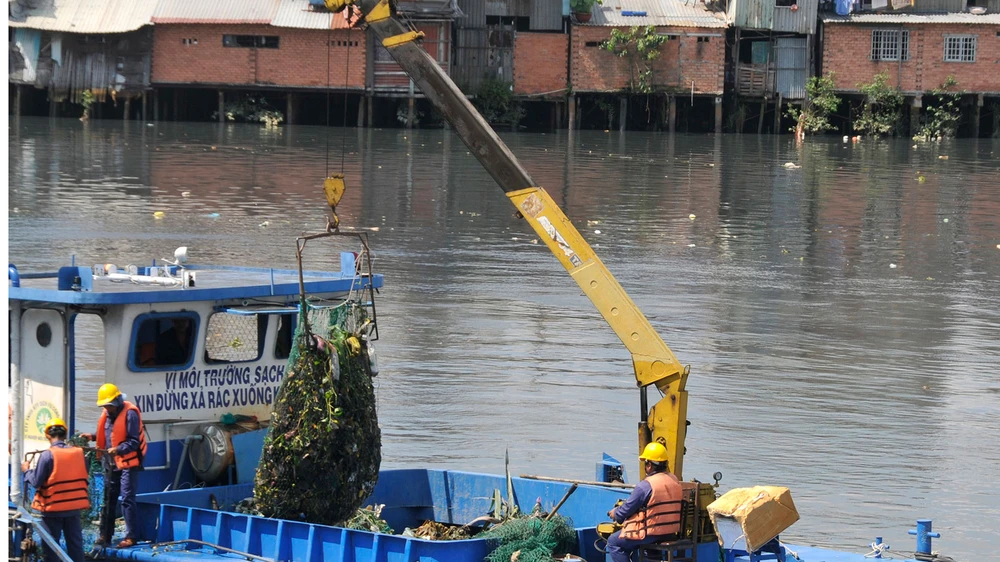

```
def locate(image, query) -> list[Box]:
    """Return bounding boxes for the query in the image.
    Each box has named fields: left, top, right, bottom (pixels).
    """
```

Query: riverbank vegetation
left=787, top=74, right=839, bottom=135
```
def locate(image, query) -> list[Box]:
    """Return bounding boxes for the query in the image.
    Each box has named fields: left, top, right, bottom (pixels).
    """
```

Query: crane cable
left=324, top=9, right=352, bottom=176
left=341, top=9, right=352, bottom=172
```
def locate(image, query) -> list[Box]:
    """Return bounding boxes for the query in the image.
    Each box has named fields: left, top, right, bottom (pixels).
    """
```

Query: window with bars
left=223, top=35, right=280, bottom=49
left=943, top=35, right=976, bottom=62
left=870, top=29, right=909, bottom=62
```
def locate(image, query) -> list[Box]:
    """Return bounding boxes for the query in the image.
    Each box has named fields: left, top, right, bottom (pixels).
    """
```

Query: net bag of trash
left=480, top=515, right=577, bottom=562
left=254, top=301, right=380, bottom=525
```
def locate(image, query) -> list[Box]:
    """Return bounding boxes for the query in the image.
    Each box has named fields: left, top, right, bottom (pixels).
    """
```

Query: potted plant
left=571, top=0, right=601, bottom=22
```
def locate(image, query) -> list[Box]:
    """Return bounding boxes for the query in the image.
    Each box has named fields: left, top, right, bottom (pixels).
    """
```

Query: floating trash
left=181, top=191, right=192, bottom=197
left=689, top=214, right=696, bottom=220
left=206, top=213, right=221, bottom=218
left=153, top=211, right=165, bottom=219
left=783, top=162, right=801, bottom=169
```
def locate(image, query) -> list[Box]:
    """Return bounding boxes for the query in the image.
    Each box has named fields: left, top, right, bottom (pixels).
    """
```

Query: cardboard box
left=706, top=486, right=799, bottom=552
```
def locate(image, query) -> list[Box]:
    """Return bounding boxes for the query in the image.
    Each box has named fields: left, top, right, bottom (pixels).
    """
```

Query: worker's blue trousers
left=606, top=530, right=650, bottom=562
left=41, top=513, right=85, bottom=562
left=101, top=468, right=140, bottom=541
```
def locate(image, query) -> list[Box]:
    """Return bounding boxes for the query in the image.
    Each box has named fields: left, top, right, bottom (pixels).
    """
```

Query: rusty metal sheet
left=151, top=0, right=281, bottom=24
left=9, top=0, right=157, bottom=33
left=583, top=0, right=728, bottom=29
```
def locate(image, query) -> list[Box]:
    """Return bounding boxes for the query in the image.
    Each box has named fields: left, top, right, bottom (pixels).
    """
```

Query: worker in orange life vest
left=605, top=442, right=684, bottom=562
left=79, top=383, right=147, bottom=549
left=22, top=417, right=89, bottom=562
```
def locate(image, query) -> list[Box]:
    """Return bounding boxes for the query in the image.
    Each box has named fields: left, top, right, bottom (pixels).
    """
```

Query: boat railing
left=12, top=508, right=75, bottom=562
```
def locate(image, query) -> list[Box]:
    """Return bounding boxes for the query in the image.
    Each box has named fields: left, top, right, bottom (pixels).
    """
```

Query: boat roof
left=9, top=261, right=382, bottom=306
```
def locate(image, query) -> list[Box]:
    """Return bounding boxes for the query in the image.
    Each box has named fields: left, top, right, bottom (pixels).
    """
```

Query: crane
left=328, top=0, right=691, bottom=479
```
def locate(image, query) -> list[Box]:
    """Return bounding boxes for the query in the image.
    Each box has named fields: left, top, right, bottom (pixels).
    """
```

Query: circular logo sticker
left=24, top=401, right=60, bottom=442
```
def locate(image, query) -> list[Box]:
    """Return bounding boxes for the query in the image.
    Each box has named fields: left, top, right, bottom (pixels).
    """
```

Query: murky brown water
left=8, top=117, right=1000, bottom=559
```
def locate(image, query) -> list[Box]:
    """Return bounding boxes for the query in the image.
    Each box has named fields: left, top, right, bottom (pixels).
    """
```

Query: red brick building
left=567, top=0, right=728, bottom=131
left=821, top=12, right=1000, bottom=135
left=513, top=33, right=570, bottom=98
left=152, top=22, right=363, bottom=90
left=149, top=0, right=364, bottom=123
left=822, top=13, right=1000, bottom=94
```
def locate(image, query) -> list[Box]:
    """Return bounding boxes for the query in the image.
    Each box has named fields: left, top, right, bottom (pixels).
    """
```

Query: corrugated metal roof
left=583, top=0, right=728, bottom=28
left=822, top=12, right=1000, bottom=23
left=271, top=0, right=357, bottom=29
left=9, top=0, right=157, bottom=33
left=151, top=0, right=281, bottom=24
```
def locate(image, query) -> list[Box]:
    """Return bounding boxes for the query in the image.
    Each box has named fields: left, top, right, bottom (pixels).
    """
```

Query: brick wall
left=571, top=25, right=725, bottom=94
left=152, top=24, right=366, bottom=89
left=822, top=22, right=1000, bottom=93
left=513, top=32, right=569, bottom=96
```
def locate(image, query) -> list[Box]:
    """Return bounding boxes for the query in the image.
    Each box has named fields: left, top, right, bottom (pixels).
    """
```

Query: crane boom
left=344, top=0, right=691, bottom=477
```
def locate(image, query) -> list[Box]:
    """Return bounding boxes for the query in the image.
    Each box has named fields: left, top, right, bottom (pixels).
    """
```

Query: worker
left=21, top=417, right=89, bottom=562
left=605, top=442, right=684, bottom=562
left=79, top=383, right=147, bottom=549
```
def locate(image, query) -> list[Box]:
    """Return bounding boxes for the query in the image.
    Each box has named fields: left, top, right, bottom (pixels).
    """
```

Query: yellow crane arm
left=507, top=188, right=690, bottom=477
left=346, top=0, right=691, bottom=477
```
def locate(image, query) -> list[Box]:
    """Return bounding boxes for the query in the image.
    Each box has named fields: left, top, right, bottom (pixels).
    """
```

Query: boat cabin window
left=274, top=314, right=294, bottom=360
left=131, top=314, right=198, bottom=370
left=204, top=313, right=266, bottom=363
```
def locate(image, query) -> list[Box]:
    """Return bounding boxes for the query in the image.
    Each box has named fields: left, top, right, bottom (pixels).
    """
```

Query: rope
left=341, top=14, right=352, bottom=171
left=864, top=540, right=891, bottom=558
left=325, top=25, right=332, bottom=177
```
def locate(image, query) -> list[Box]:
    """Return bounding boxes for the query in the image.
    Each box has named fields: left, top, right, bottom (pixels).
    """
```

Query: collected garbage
left=254, top=300, right=381, bottom=526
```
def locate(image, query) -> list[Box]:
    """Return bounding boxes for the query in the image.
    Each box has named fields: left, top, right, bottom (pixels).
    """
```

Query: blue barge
left=9, top=247, right=956, bottom=562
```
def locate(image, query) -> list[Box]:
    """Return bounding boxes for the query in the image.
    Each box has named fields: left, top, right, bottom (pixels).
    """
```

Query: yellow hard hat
left=639, top=442, right=670, bottom=464
left=96, top=383, right=122, bottom=406
left=44, top=417, right=68, bottom=435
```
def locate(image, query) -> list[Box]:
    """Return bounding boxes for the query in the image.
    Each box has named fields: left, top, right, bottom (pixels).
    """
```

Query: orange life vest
left=96, top=401, right=147, bottom=470
left=31, top=446, right=91, bottom=513
left=620, top=471, right=683, bottom=541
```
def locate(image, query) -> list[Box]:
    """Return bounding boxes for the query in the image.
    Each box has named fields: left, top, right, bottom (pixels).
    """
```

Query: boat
left=8, top=241, right=958, bottom=562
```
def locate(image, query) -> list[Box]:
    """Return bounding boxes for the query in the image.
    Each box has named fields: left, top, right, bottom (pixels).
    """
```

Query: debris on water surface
left=254, top=301, right=380, bottom=526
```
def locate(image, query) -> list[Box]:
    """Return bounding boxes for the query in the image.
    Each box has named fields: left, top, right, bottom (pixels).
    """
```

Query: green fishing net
left=480, top=515, right=577, bottom=562
left=254, top=300, right=381, bottom=525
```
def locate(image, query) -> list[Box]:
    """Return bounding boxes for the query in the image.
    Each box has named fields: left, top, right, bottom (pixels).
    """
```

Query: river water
left=8, top=117, right=1000, bottom=559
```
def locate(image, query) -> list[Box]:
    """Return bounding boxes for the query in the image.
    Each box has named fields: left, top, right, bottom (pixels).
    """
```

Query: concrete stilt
left=142, top=92, right=148, bottom=122
left=758, top=98, right=766, bottom=134
left=153, top=90, right=159, bottom=122
left=15, top=85, right=23, bottom=117
left=218, top=90, right=225, bottom=124
left=774, top=94, right=782, bottom=134
left=286, top=93, right=296, bottom=125
left=356, top=95, right=365, bottom=127
left=173, top=90, right=179, bottom=122
left=407, top=80, right=415, bottom=129
left=568, top=96, right=577, bottom=131
left=49, top=95, right=57, bottom=118
left=974, top=94, right=983, bottom=138
left=668, top=96, right=677, bottom=133
left=619, top=96, right=627, bottom=132
left=366, top=94, right=373, bottom=128
left=714, top=96, right=723, bottom=134
left=910, top=95, right=922, bottom=137
left=123, top=97, right=131, bottom=121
